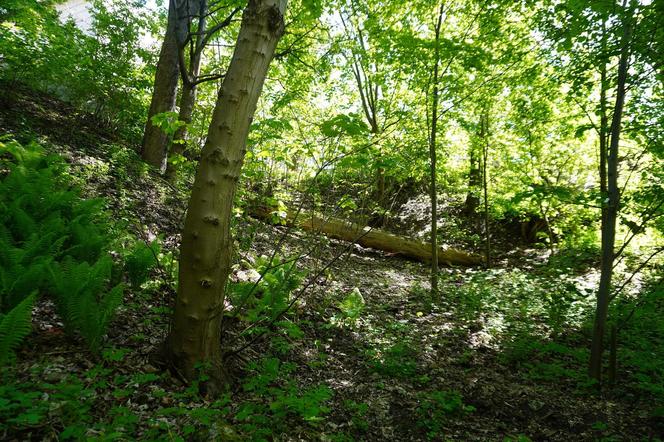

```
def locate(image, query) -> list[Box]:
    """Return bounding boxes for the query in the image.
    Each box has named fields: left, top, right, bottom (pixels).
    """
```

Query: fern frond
left=4, top=262, right=46, bottom=311
left=0, top=291, right=36, bottom=365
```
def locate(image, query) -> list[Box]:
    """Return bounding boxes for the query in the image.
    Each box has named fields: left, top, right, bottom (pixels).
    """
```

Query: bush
left=0, top=138, right=156, bottom=358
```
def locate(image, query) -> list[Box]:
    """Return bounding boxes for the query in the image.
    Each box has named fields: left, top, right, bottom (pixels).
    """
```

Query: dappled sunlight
left=1, top=0, right=662, bottom=439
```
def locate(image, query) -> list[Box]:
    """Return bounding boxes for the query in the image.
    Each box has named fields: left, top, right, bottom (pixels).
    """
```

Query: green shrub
left=0, top=292, right=37, bottom=365
left=237, top=357, right=332, bottom=439
left=124, top=240, right=160, bottom=288
left=228, top=255, right=305, bottom=324
left=0, top=138, right=146, bottom=357
left=369, top=341, right=419, bottom=379
left=0, top=374, right=96, bottom=438
left=49, top=257, right=123, bottom=351
left=332, top=287, right=365, bottom=327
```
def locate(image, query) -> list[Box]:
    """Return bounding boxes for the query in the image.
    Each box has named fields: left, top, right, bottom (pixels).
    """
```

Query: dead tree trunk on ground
left=251, top=206, right=483, bottom=267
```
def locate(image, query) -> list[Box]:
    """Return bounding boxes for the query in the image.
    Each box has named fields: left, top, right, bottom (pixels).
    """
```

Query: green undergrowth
left=416, top=389, right=475, bottom=440
left=0, top=346, right=333, bottom=441
left=434, top=251, right=664, bottom=416
left=0, top=137, right=158, bottom=359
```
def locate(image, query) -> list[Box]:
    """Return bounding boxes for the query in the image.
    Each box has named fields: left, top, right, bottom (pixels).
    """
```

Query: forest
left=0, top=0, right=662, bottom=440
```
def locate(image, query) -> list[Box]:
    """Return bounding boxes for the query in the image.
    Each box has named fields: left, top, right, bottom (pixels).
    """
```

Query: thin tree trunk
left=165, top=2, right=205, bottom=183
left=428, top=3, right=444, bottom=298
left=463, top=144, right=480, bottom=215
left=339, top=9, right=385, bottom=215
left=589, top=11, right=632, bottom=382
left=481, top=111, right=491, bottom=268
left=165, top=0, right=287, bottom=391
left=599, top=19, right=609, bottom=200
left=142, top=0, right=180, bottom=172
left=538, top=200, right=555, bottom=252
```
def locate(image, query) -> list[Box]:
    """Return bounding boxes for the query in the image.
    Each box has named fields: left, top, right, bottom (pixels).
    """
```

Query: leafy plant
left=344, top=400, right=369, bottom=432
left=228, top=255, right=305, bottom=324
left=124, top=240, right=160, bottom=288
left=416, top=390, right=475, bottom=439
left=49, top=257, right=123, bottom=351
left=368, top=341, right=419, bottom=379
left=333, top=287, right=365, bottom=327
left=237, top=357, right=333, bottom=438
left=0, top=139, right=124, bottom=355
left=0, top=292, right=36, bottom=365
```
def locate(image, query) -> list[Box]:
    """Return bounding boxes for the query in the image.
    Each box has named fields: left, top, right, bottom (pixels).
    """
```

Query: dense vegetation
left=0, top=0, right=662, bottom=440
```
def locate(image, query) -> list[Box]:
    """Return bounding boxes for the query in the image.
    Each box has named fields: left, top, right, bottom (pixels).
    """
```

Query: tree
left=141, top=0, right=183, bottom=172
left=479, top=105, right=491, bottom=268
left=165, top=0, right=287, bottom=391
left=589, top=3, right=633, bottom=382
left=165, top=2, right=242, bottom=182
left=335, top=0, right=404, bottom=217
left=427, top=2, right=444, bottom=298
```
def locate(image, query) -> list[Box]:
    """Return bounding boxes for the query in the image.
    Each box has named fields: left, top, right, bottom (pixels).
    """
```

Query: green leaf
left=320, top=114, right=369, bottom=137
left=0, top=291, right=37, bottom=365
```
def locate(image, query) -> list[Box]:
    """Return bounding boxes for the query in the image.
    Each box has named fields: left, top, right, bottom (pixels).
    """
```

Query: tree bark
left=481, top=109, right=491, bottom=268
left=141, top=0, right=180, bottom=172
left=165, top=0, right=206, bottom=182
left=165, top=0, right=287, bottom=390
left=463, top=144, right=480, bottom=215
left=589, top=11, right=632, bottom=382
left=165, top=80, right=198, bottom=182
left=428, top=3, right=444, bottom=298
left=251, top=206, right=483, bottom=266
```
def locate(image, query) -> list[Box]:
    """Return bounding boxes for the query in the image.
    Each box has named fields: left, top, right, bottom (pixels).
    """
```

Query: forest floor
left=1, top=87, right=661, bottom=441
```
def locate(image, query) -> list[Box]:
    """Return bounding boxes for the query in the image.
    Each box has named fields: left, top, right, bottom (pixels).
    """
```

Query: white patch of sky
left=55, top=0, right=161, bottom=47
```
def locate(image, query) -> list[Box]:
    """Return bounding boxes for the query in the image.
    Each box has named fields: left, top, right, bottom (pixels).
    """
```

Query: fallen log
left=250, top=206, right=484, bottom=267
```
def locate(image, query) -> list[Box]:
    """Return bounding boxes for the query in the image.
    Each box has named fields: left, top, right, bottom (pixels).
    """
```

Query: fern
left=0, top=291, right=36, bottom=365
left=124, top=240, right=160, bottom=287
left=0, top=139, right=124, bottom=354
left=49, top=257, right=124, bottom=351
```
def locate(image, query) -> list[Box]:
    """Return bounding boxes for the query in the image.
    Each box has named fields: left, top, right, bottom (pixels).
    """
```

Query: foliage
left=332, top=287, right=365, bottom=327
left=343, top=400, right=369, bottom=432
left=0, top=0, right=156, bottom=139
left=0, top=292, right=36, bottom=365
left=0, top=138, right=155, bottom=356
left=416, top=389, right=475, bottom=439
left=237, top=357, right=333, bottom=439
left=49, top=257, right=123, bottom=351
left=368, top=340, right=419, bottom=379
left=228, top=255, right=305, bottom=324
left=124, top=240, right=161, bottom=288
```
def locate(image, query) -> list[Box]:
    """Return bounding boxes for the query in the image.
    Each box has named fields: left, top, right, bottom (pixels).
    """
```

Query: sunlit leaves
left=320, top=113, right=368, bottom=137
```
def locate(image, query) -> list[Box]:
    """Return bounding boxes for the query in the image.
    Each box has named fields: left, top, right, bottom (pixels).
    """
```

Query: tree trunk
left=481, top=110, right=491, bottom=268
left=141, top=0, right=180, bottom=172
left=463, top=144, right=480, bottom=215
left=589, top=12, right=632, bottom=382
left=165, top=0, right=287, bottom=391
left=428, top=3, right=444, bottom=298
left=165, top=2, right=205, bottom=184
left=251, top=206, right=483, bottom=266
